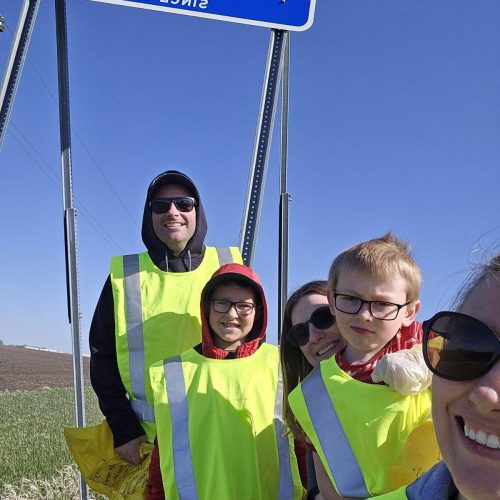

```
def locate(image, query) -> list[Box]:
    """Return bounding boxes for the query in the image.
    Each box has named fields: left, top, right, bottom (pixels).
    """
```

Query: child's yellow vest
left=289, top=357, right=441, bottom=497
left=150, top=344, right=304, bottom=500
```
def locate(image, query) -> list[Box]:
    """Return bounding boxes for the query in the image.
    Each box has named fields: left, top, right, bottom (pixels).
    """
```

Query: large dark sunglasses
left=150, top=197, right=197, bottom=214
left=423, top=311, right=500, bottom=381
left=286, top=305, right=335, bottom=347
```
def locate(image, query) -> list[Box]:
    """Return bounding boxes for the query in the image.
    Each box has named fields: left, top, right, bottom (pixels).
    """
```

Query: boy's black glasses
left=333, top=293, right=410, bottom=321
left=212, top=299, right=256, bottom=316
left=286, top=305, right=335, bottom=347
left=423, top=311, right=500, bottom=381
left=150, top=197, right=197, bottom=214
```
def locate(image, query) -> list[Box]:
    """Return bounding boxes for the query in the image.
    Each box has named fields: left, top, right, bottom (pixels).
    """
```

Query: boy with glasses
left=147, top=263, right=304, bottom=499
left=329, top=233, right=422, bottom=383
left=289, top=233, right=440, bottom=498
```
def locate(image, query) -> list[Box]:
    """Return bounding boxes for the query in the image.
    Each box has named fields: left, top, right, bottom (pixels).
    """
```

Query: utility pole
left=54, top=1, right=88, bottom=498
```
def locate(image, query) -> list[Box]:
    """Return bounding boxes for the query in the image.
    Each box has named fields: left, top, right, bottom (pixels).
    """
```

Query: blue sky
left=1, top=1, right=499, bottom=353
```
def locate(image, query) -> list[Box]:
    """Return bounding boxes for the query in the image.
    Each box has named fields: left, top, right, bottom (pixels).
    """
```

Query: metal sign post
left=278, top=34, right=290, bottom=342
left=54, top=1, right=88, bottom=498
left=0, top=0, right=41, bottom=149
left=239, top=29, right=288, bottom=266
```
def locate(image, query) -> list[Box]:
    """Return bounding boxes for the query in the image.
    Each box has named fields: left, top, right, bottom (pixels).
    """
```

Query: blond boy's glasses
left=333, top=293, right=410, bottom=321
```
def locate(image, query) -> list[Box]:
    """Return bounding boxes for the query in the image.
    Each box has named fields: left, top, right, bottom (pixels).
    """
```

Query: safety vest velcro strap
left=302, top=367, right=370, bottom=498
left=131, top=398, right=156, bottom=423
left=164, top=356, right=199, bottom=500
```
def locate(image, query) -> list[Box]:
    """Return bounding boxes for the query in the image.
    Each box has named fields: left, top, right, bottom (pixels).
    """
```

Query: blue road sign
left=91, top=0, right=316, bottom=31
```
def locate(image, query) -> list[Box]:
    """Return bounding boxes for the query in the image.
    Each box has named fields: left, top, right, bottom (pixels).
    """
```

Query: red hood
left=200, top=263, right=268, bottom=359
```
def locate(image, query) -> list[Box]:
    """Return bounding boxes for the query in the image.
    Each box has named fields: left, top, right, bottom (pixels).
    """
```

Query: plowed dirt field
left=0, top=345, right=91, bottom=392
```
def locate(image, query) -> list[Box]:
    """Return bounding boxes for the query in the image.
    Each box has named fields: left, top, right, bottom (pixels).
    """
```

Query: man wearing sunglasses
left=89, top=170, right=242, bottom=465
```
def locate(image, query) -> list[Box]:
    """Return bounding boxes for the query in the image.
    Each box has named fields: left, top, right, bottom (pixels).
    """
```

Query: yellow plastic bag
left=64, top=420, right=153, bottom=499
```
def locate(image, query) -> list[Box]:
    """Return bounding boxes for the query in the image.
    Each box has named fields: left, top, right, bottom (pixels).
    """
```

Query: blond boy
left=328, top=232, right=422, bottom=382
left=289, top=233, right=439, bottom=499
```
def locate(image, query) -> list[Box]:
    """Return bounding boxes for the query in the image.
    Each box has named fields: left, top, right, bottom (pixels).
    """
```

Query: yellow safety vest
left=150, top=344, right=304, bottom=500
left=110, top=246, right=241, bottom=441
left=288, top=357, right=440, bottom=497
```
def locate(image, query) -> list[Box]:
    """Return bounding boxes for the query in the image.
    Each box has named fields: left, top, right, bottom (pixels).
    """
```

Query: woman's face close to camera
left=431, top=277, right=500, bottom=500
left=291, top=294, right=343, bottom=367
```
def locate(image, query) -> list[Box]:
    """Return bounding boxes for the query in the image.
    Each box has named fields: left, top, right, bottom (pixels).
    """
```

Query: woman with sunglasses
left=280, top=280, right=344, bottom=499
left=376, top=253, right=500, bottom=500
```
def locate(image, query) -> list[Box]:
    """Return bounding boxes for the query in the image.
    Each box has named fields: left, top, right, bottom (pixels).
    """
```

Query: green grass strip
left=0, top=387, right=103, bottom=488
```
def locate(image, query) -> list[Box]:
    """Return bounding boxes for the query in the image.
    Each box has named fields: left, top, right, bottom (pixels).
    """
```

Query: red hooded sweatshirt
left=147, top=263, right=268, bottom=499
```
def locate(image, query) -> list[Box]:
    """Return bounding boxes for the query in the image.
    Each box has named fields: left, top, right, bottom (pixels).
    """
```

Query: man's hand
left=115, top=434, right=147, bottom=464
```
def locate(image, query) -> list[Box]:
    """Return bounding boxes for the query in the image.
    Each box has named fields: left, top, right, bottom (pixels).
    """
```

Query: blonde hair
left=280, top=280, right=328, bottom=441
left=328, top=232, right=421, bottom=303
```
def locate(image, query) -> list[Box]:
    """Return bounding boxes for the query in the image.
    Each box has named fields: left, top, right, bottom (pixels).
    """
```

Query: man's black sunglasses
left=150, top=197, right=197, bottom=214
left=286, top=305, right=335, bottom=347
left=423, top=311, right=500, bottom=381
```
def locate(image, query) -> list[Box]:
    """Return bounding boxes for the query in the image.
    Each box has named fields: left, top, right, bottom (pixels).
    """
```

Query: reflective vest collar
left=302, top=366, right=370, bottom=498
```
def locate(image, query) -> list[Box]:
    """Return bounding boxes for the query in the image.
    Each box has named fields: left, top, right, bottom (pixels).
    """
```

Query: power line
left=24, top=57, right=140, bottom=229
left=2, top=14, right=139, bottom=229
left=8, top=121, right=124, bottom=254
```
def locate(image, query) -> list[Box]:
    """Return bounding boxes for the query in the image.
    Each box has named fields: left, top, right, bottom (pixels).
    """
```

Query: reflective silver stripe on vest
left=302, top=367, right=370, bottom=498
left=123, top=254, right=146, bottom=402
left=130, top=399, right=155, bottom=423
left=274, top=366, right=294, bottom=499
left=164, top=356, right=198, bottom=500
left=215, top=247, right=233, bottom=266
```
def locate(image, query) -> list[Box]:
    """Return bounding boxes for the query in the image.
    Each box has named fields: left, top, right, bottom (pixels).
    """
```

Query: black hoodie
left=89, top=171, right=209, bottom=446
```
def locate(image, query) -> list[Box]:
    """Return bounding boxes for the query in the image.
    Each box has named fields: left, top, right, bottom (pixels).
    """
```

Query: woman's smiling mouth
left=463, top=422, right=500, bottom=449
left=316, top=341, right=339, bottom=357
